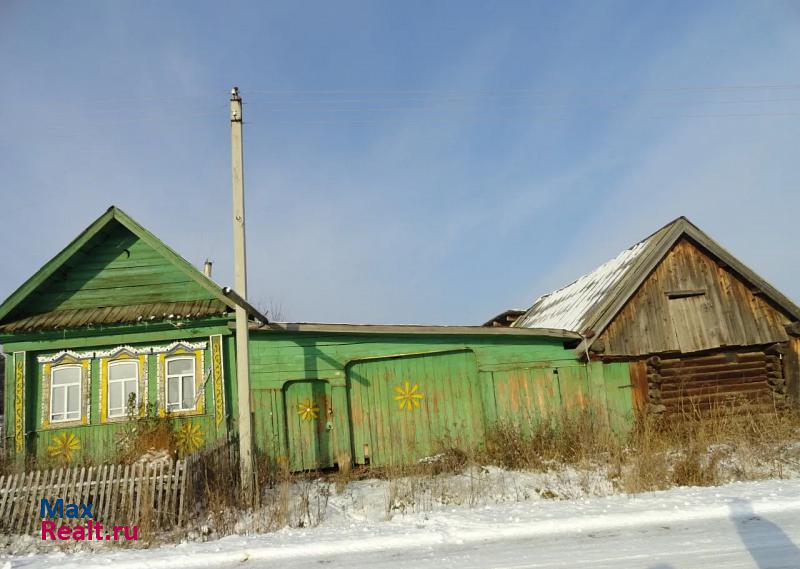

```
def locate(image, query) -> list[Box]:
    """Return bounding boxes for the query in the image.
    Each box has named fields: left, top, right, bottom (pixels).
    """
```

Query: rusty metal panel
left=347, top=350, right=483, bottom=466
left=283, top=380, right=334, bottom=471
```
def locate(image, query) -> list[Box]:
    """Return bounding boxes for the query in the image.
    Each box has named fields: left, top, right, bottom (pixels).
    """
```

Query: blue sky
left=1, top=1, right=799, bottom=324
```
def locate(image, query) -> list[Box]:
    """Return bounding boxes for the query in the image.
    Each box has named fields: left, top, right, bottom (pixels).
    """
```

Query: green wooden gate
left=347, top=350, right=484, bottom=466
left=283, top=380, right=335, bottom=471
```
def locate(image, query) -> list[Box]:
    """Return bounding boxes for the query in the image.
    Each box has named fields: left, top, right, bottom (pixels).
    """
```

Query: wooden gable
left=598, top=238, right=792, bottom=357
left=13, top=220, right=215, bottom=317
left=0, top=207, right=237, bottom=332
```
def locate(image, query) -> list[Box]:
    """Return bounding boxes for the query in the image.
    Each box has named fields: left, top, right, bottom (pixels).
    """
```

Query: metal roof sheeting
left=0, top=300, right=231, bottom=333
left=513, top=223, right=674, bottom=333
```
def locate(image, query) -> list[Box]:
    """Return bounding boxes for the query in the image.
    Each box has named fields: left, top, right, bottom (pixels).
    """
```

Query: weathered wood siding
left=786, top=338, right=800, bottom=407
left=599, top=238, right=791, bottom=356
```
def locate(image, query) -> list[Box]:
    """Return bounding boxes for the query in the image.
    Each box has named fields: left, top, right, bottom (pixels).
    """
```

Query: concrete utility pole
left=230, top=86, right=256, bottom=502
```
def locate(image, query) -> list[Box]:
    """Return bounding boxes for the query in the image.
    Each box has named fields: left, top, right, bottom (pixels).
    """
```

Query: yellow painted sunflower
left=297, top=399, right=319, bottom=422
left=48, top=432, right=81, bottom=464
left=175, top=422, right=205, bottom=454
left=393, top=381, right=424, bottom=411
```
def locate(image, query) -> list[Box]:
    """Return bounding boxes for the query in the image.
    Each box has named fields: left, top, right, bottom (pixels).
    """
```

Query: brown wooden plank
left=133, top=463, right=142, bottom=525
left=95, top=464, right=107, bottom=524
left=0, top=473, right=13, bottom=519
left=25, top=470, right=43, bottom=536
left=177, top=460, right=187, bottom=527
left=661, top=381, right=770, bottom=400
left=661, top=371, right=769, bottom=387
left=162, top=460, right=173, bottom=525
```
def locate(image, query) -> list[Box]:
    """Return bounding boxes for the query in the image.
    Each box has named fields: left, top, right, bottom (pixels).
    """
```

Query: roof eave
left=240, top=321, right=581, bottom=339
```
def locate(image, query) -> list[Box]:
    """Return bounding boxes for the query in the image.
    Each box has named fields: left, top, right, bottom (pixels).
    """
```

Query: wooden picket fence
left=0, top=459, right=189, bottom=536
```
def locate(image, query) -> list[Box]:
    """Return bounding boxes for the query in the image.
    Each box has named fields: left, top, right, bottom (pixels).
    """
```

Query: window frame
left=165, top=355, right=197, bottom=412
left=107, top=359, right=140, bottom=419
left=50, top=364, right=83, bottom=424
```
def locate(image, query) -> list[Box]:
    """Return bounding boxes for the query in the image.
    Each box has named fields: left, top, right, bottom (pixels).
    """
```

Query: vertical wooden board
left=273, top=389, right=287, bottom=461
left=479, top=371, right=498, bottom=427
left=556, top=366, right=590, bottom=413
left=250, top=389, right=267, bottom=454
left=628, top=360, right=648, bottom=416
left=531, top=368, right=558, bottom=425
left=3, top=355, right=11, bottom=450
left=785, top=339, right=800, bottom=408
left=330, top=385, right=352, bottom=464
left=601, top=362, right=635, bottom=434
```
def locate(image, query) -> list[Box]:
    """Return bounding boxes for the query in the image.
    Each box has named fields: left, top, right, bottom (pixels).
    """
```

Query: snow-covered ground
left=5, top=478, right=800, bottom=569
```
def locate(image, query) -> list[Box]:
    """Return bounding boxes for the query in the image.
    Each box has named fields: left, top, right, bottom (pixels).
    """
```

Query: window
left=108, top=360, right=139, bottom=418
left=51, top=365, right=82, bottom=422
left=166, top=356, right=196, bottom=412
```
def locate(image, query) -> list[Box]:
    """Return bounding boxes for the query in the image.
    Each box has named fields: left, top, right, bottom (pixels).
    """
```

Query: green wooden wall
left=3, top=326, right=233, bottom=465
left=247, top=331, right=635, bottom=469
left=3, top=327, right=635, bottom=470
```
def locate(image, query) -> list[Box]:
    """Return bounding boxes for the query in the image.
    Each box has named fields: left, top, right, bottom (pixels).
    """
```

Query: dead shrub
left=117, top=403, right=176, bottom=464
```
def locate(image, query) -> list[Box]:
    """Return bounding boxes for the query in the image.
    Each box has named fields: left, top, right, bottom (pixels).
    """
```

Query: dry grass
left=620, top=400, right=800, bottom=492
left=478, top=400, right=800, bottom=494
left=481, top=407, right=618, bottom=470
left=119, top=400, right=800, bottom=543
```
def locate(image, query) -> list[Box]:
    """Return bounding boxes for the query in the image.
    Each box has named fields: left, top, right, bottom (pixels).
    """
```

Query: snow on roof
left=512, top=216, right=800, bottom=340
left=513, top=223, right=671, bottom=333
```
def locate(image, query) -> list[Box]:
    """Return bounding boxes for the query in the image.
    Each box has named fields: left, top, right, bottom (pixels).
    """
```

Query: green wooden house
left=1, top=207, right=634, bottom=469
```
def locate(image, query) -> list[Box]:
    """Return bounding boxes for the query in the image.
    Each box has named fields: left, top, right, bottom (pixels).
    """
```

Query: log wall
left=642, top=348, right=787, bottom=417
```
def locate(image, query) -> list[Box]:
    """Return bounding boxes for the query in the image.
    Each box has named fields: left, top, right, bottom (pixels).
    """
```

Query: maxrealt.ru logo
left=40, top=498, right=139, bottom=541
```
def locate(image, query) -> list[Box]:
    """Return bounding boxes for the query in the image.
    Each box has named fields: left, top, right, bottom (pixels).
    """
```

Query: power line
left=243, top=82, right=800, bottom=98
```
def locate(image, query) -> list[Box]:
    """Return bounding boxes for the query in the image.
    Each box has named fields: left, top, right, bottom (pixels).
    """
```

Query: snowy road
left=7, top=479, right=800, bottom=569
left=266, top=508, right=800, bottom=569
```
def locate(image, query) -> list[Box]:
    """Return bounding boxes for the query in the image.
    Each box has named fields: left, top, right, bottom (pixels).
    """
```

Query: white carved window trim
left=107, top=360, right=140, bottom=419
left=165, top=355, right=197, bottom=412
left=50, top=364, right=83, bottom=423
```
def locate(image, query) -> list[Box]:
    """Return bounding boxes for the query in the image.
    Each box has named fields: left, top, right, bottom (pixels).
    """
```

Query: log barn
left=509, top=217, right=800, bottom=417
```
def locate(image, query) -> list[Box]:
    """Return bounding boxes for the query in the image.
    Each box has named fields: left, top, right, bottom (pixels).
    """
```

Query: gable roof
left=0, top=206, right=264, bottom=333
left=513, top=216, right=800, bottom=352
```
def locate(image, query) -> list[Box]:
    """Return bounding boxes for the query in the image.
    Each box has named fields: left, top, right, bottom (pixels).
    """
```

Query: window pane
left=167, top=358, right=193, bottom=375
left=109, top=361, right=137, bottom=381
left=109, top=382, right=123, bottom=413
left=167, top=376, right=180, bottom=405
left=182, top=375, right=195, bottom=409
left=124, top=380, right=137, bottom=412
left=53, top=366, right=81, bottom=386
left=51, top=386, right=66, bottom=417
left=66, top=384, right=80, bottom=415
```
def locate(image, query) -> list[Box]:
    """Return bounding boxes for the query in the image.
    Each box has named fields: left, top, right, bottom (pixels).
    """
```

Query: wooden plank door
left=283, top=380, right=334, bottom=471
left=347, top=350, right=483, bottom=467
